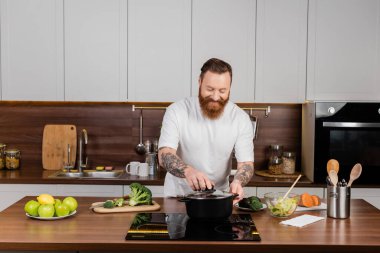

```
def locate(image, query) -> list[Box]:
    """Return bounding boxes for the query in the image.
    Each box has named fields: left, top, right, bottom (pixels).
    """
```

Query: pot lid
left=185, top=190, right=236, bottom=200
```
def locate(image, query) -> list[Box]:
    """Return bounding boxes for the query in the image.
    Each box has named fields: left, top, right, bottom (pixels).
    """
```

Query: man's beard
left=198, top=92, right=229, bottom=120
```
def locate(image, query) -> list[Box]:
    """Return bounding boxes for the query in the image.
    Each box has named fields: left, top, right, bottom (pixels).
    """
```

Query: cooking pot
left=180, top=191, right=238, bottom=219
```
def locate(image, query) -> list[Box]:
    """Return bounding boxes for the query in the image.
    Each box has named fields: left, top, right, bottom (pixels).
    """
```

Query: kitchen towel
left=280, top=214, right=325, bottom=228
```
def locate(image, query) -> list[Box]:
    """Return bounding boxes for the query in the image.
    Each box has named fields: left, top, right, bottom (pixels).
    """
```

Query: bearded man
left=158, top=58, right=254, bottom=201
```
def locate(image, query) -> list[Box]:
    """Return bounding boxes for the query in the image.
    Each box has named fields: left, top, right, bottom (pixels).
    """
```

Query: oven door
left=315, top=120, right=380, bottom=185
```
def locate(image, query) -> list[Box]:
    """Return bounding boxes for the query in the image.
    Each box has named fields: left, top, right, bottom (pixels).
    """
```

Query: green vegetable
left=239, top=196, right=263, bottom=211
left=247, top=196, right=264, bottom=211
left=103, top=200, right=115, bottom=208
left=128, top=182, right=153, bottom=206
left=268, top=197, right=298, bottom=217
left=114, top=198, right=124, bottom=207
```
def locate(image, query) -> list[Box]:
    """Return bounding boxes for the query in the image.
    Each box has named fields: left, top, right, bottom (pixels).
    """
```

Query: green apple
left=54, top=199, right=62, bottom=209
left=24, top=200, right=40, bottom=217
left=38, top=204, right=55, bottom=218
left=62, top=197, right=78, bottom=212
left=55, top=203, right=70, bottom=217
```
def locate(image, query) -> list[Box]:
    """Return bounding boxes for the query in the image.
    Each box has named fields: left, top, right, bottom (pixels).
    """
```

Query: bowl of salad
left=264, top=192, right=299, bottom=218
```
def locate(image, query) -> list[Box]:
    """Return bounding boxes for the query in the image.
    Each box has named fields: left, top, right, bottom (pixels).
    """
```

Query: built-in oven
left=302, top=102, right=380, bottom=185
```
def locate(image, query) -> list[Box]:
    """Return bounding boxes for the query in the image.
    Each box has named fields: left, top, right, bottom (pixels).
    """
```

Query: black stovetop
left=126, top=213, right=261, bottom=241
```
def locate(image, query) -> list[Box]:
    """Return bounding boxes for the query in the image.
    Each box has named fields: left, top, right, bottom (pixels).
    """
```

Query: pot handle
left=232, top=193, right=239, bottom=199
left=177, top=197, right=191, bottom=202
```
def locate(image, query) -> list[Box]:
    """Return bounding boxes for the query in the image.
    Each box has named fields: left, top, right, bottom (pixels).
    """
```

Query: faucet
left=77, top=129, right=88, bottom=172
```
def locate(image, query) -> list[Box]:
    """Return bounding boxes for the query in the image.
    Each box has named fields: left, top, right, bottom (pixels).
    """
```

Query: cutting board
left=91, top=201, right=161, bottom=213
left=42, top=124, right=77, bottom=170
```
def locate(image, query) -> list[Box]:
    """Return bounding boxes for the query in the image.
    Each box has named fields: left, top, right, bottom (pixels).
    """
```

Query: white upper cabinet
left=64, top=0, right=127, bottom=101
left=307, top=0, right=380, bottom=101
left=128, top=0, right=191, bottom=102
left=255, top=0, right=307, bottom=103
left=192, top=0, right=256, bottom=103
left=0, top=0, right=64, bottom=101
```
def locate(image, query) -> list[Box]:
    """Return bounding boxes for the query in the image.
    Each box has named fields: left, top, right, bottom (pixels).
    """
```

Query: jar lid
left=283, top=151, right=296, bottom=158
left=270, top=144, right=283, bottom=150
left=5, top=149, right=20, bottom=154
left=270, top=157, right=283, bottom=164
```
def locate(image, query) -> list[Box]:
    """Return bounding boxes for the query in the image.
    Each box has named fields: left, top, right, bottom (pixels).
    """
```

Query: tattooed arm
left=158, top=147, right=187, bottom=178
left=230, top=161, right=254, bottom=202
left=158, top=147, right=214, bottom=190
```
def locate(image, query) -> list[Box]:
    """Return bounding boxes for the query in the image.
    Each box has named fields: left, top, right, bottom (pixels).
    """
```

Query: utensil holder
left=327, top=185, right=350, bottom=219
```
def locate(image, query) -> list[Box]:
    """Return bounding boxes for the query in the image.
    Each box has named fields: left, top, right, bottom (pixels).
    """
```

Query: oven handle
left=323, top=122, right=380, bottom=128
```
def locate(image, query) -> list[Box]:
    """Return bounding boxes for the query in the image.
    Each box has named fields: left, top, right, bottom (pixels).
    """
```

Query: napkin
left=280, top=214, right=325, bottom=228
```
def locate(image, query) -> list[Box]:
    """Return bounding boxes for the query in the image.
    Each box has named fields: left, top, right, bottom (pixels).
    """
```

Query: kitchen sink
left=50, top=170, right=124, bottom=179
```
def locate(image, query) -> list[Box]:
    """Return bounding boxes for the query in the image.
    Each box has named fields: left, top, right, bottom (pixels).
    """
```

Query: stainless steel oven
left=302, top=102, right=380, bottom=185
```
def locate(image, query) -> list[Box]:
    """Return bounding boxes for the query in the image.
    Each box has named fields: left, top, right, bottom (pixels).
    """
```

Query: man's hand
left=159, top=147, right=214, bottom=191
left=183, top=166, right=214, bottom=191
left=230, top=161, right=254, bottom=204
left=229, top=180, right=244, bottom=204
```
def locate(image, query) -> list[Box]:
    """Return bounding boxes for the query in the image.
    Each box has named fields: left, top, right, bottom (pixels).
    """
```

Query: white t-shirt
left=158, top=97, right=254, bottom=197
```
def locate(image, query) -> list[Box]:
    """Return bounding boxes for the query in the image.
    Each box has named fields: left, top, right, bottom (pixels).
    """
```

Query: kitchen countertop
left=0, top=167, right=325, bottom=187
left=0, top=197, right=379, bottom=252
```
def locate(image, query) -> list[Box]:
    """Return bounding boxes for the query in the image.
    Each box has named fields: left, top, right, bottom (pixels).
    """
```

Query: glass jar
left=5, top=149, right=21, bottom=170
left=268, top=157, right=283, bottom=175
left=282, top=151, right=296, bottom=174
left=0, top=143, right=6, bottom=169
left=269, top=144, right=283, bottom=159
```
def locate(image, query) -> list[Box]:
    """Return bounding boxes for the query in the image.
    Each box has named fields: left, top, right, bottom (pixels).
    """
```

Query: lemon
left=37, top=193, right=55, bottom=205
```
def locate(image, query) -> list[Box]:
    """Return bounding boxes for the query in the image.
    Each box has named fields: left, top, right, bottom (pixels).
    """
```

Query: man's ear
left=198, top=77, right=201, bottom=87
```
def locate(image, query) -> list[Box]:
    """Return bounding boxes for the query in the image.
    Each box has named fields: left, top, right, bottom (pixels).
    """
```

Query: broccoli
left=114, top=198, right=125, bottom=207
left=103, top=200, right=115, bottom=208
left=239, top=196, right=263, bottom=211
left=128, top=182, right=153, bottom=206
left=102, top=198, right=125, bottom=208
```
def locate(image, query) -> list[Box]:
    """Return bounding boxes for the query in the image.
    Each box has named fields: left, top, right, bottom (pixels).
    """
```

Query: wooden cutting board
left=91, top=201, right=161, bottom=213
left=42, top=124, right=77, bottom=170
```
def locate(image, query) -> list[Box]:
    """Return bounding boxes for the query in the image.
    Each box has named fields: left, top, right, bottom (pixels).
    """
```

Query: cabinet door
left=128, top=0, right=191, bottom=102
left=56, top=184, right=123, bottom=197
left=124, top=185, right=164, bottom=197
left=0, top=184, right=59, bottom=211
left=348, top=188, right=380, bottom=210
left=307, top=0, right=380, bottom=101
left=64, top=0, right=128, bottom=101
left=192, top=0, right=256, bottom=103
left=0, top=0, right=64, bottom=101
left=255, top=0, right=307, bottom=103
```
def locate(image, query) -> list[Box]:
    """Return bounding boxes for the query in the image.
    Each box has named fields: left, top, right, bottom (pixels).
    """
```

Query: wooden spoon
left=281, top=174, right=302, bottom=201
left=328, top=169, right=338, bottom=187
left=347, top=163, right=362, bottom=187
left=327, top=159, right=339, bottom=174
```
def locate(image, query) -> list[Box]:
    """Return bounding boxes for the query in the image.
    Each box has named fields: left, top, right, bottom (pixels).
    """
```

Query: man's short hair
left=199, top=58, right=232, bottom=83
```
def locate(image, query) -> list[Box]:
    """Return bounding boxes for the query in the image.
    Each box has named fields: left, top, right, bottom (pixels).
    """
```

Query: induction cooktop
left=125, top=213, right=261, bottom=241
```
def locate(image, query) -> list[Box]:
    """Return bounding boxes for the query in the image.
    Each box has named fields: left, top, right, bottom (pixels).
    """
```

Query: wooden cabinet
left=192, top=0, right=256, bottom=103
left=0, top=0, right=64, bottom=101
left=64, top=0, right=128, bottom=101
left=307, top=0, right=380, bottom=101
left=127, top=0, right=191, bottom=102
left=255, top=0, right=307, bottom=103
